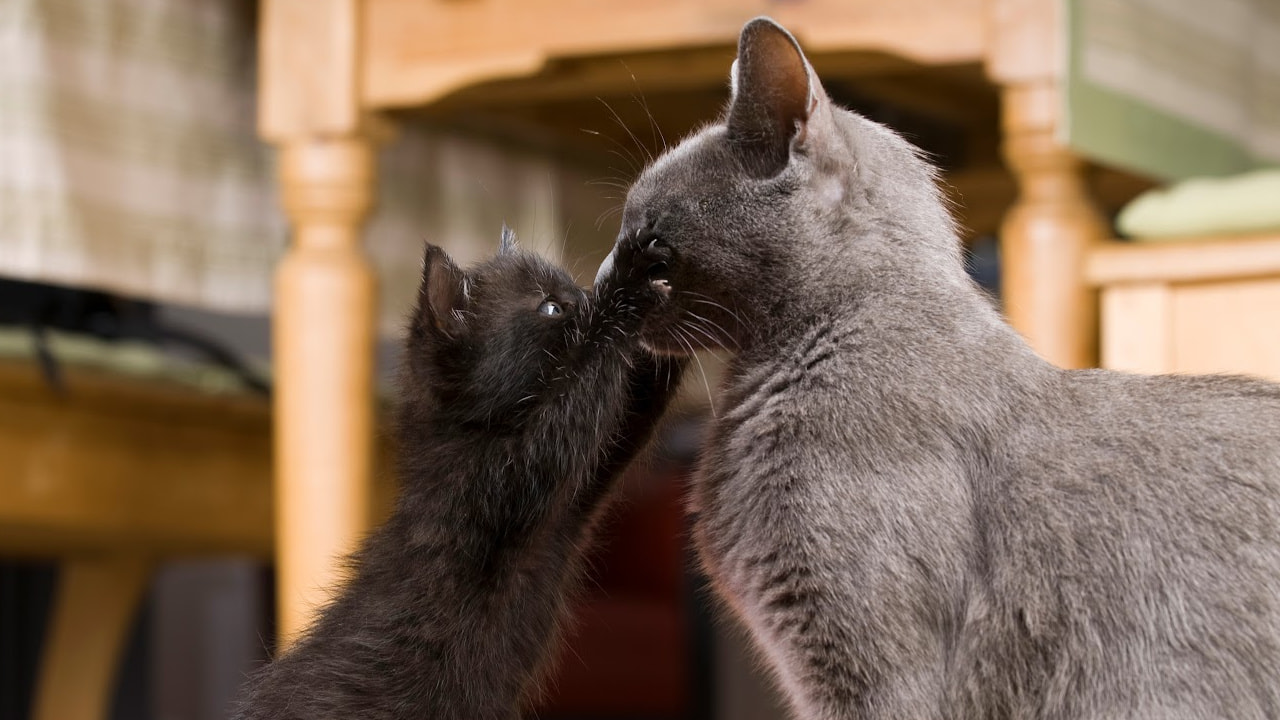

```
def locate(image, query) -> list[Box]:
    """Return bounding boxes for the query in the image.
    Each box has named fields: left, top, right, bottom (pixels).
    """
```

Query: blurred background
left=1, top=1, right=1277, bottom=719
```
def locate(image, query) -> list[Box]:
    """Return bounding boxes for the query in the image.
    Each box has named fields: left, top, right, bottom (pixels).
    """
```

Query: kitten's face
left=409, top=240, right=588, bottom=424
left=595, top=17, right=935, bottom=356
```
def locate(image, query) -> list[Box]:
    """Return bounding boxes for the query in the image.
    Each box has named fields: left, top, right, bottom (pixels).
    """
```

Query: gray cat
left=595, top=17, right=1280, bottom=720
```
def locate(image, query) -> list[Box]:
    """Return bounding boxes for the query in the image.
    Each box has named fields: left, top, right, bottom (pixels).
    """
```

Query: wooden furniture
left=258, top=0, right=1114, bottom=643
left=1087, top=234, right=1280, bottom=381
left=0, top=362, right=271, bottom=720
left=1, top=358, right=402, bottom=720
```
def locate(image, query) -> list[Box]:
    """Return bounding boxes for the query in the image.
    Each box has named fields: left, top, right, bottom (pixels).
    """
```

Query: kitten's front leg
left=571, top=352, right=686, bottom=520
left=540, top=231, right=679, bottom=481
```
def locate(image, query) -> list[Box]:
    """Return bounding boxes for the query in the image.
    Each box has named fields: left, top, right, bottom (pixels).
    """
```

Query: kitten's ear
left=419, top=244, right=469, bottom=335
left=498, top=223, right=518, bottom=256
left=727, top=17, right=827, bottom=176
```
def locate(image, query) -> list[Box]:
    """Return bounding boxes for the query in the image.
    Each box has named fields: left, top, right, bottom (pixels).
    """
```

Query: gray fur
left=596, top=17, right=1280, bottom=720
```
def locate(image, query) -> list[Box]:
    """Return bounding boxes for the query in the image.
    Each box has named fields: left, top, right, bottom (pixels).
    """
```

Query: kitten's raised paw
left=639, top=235, right=672, bottom=278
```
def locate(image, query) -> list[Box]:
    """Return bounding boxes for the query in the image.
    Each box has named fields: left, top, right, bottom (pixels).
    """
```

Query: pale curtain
left=0, top=0, right=590, bottom=335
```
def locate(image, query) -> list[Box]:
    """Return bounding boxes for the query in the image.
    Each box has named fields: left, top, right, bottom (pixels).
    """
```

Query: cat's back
left=1042, top=368, right=1280, bottom=492
left=1018, top=368, right=1280, bottom=595
left=996, top=367, right=1280, bottom=591
left=971, top=368, right=1280, bottom=718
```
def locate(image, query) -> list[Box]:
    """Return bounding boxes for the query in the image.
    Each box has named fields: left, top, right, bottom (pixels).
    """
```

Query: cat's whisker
left=680, top=317, right=729, bottom=352
left=670, top=324, right=717, bottom=418
left=581, top=127, right=641, bottom=173
left=684, top=293, right=747, bottom=326
left=585, top=178, right=631, bottom=191
left=595, top=204, right=624, bottom=232
left=620, top=60, right=667, bottom=154
left=557, top=221, right=574, bottom=263
left=586, top=169, right=632, bottom=186
left=682, top=309, right=737, bottom=349
left=596, top=96, right=653, bottom=166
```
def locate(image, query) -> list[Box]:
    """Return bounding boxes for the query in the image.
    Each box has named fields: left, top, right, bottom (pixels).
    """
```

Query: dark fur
left=596, top=17, right=1280, bottom=720
left=234, top=236, right=682, bottom=720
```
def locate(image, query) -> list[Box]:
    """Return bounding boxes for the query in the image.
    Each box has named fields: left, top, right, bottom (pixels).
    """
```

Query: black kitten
left=234, top=231, right=682, bottom=720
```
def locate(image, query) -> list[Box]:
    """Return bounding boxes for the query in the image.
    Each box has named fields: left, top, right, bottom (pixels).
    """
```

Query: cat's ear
left=419, top=244, right=470, bottom=335
left=498, top=223, right=518, bottom=256
left=726, top=17, right=827, bottom=176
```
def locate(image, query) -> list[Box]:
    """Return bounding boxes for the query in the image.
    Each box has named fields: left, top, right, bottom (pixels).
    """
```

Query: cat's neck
left=733, top=229, right=1049, bottom=388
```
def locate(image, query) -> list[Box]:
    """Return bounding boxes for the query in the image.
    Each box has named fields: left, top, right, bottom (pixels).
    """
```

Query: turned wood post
left=998, top=81, right=1106, bottom=369
left=987, top=0, right=1107, bottom=369
left=273, top=139, right=377, bottom=645
left=259, top=0, right=378, bottom=647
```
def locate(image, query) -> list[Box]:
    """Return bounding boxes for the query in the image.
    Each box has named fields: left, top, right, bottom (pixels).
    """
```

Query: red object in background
left=538, top=460, right=698, bottom=719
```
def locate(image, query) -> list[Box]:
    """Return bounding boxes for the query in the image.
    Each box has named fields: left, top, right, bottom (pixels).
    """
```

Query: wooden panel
left=362, top=0, right=985, bottom=108
left=259, top=0, right=363, bottom=139
left=1171, top=279, right=1280, bottom=382
left=1100, top=283, right=1172, bottom=374
left=0, top=362, right=272, bottom=557
left=1086, top=234, right=1280, bottom=287
left=0, top=360, right=398, bottom=558
left=986, top=0, right=1061, bottom=84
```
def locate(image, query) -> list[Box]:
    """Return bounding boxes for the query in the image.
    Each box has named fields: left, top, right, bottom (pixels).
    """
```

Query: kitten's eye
left=537, top=299, right=563, bottom=317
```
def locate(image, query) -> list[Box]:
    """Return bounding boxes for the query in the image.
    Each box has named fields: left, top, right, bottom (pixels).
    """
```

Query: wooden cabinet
left=1086, top=234, right=1280, bottom=381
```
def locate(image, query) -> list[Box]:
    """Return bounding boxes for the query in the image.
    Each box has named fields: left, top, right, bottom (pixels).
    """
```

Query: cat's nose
left=593, top=248, right=616, bottom=288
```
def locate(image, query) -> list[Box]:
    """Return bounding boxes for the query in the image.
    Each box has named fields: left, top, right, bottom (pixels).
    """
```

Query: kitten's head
left=595, top=17, right=959, bottom=355
left=405, top=229, right=588, bottom=426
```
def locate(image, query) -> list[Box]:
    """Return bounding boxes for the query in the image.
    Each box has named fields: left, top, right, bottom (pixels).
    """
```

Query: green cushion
left=1117, top=169, right=1280, bottom=240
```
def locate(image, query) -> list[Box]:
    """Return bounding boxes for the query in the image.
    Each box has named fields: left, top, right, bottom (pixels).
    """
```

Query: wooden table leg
left=32, top=557, right=150, bottom=720
left=273, top=137, right=377, bottom=647
left=259, top=0, right=379, bottom=649
left=998, top=81, right=1107, bottom=369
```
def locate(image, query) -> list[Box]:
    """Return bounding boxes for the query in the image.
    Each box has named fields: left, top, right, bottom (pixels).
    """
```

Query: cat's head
left=595, top=17, right=959, bottom=355
left=405, top=229, right=589, bottom=425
